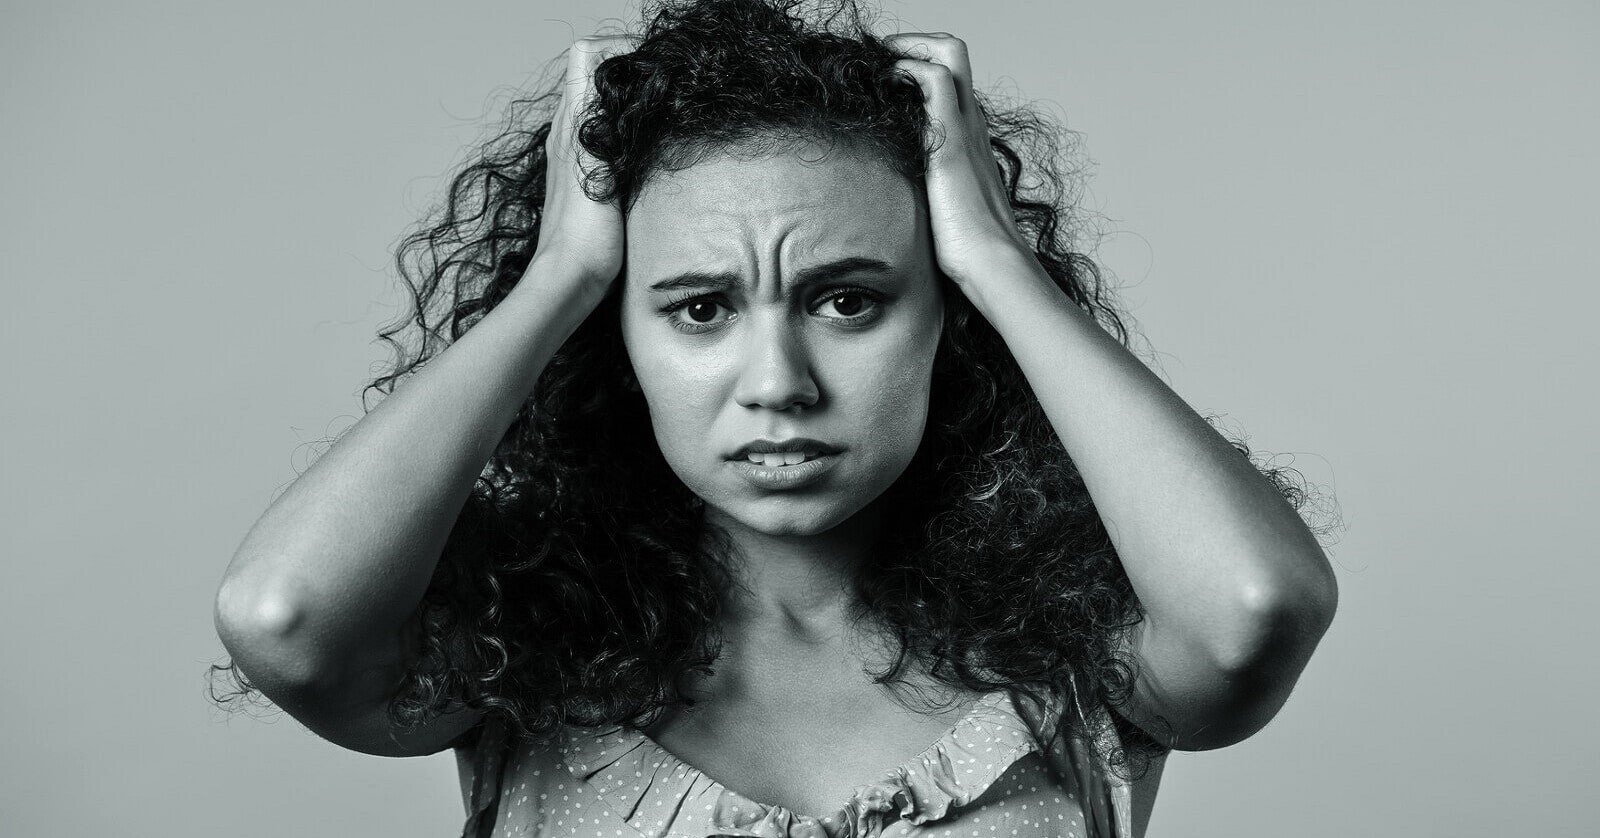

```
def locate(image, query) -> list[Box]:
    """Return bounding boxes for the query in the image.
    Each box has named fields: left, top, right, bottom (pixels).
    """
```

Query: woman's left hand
left=886, top=33, right=1035, bottom=290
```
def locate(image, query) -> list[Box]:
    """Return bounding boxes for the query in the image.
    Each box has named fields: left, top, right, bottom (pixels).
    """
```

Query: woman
left=212, top=1, right=1338, bottom=836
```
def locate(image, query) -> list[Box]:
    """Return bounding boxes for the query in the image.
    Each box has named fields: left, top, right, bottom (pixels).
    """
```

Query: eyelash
left=657, top=286, right=885, bottom=333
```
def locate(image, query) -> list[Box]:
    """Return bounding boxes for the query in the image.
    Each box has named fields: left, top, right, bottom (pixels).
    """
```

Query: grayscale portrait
left=4, top=1, right=1592, bottom=836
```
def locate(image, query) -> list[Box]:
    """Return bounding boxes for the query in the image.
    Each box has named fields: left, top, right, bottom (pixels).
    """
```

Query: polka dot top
left=453, top=689, right=1162, bottom=838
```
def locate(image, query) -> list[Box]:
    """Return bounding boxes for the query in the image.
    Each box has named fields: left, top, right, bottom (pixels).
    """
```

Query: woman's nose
left=732, top=315, right=819, bottom=412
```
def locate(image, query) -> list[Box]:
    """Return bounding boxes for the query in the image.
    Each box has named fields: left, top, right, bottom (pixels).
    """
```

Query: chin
left=711, top=496, right=863, bottom=538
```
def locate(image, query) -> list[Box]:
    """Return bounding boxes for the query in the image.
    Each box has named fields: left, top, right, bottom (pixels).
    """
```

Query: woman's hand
left=886, top=33, right=1036, bottom=291
left=532, top=35, right=636, bottom=292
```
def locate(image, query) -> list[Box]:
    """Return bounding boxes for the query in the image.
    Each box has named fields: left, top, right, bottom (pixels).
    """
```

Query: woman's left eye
left=812, top=287, right=883, bottom=321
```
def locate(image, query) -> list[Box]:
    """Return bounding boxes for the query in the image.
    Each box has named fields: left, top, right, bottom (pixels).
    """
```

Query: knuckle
left=894, top=59, right=945, bottom=81
left=570, top=35, right=627, bottom=63
left=885, top=32, right=933, bottom=52
left=927, top=42, right=968, bottom=65
left=578, top=34, right=634, bottom=50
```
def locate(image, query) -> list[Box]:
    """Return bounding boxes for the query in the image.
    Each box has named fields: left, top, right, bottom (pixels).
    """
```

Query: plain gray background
left=3, top=0, right=1595, bottom=835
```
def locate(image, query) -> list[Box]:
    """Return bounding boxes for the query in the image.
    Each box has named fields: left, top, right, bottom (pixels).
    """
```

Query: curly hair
left=212, top=0, right=1326, bottom=780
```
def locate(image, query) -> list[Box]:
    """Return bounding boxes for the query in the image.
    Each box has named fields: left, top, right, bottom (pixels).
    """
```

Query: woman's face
left=620, top=141, right=943, bottom=538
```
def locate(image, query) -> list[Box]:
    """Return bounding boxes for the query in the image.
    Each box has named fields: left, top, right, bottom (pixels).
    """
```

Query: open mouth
left=742, top=451, right=826, bottom=467
left=730, top=450, right=839, bottom=490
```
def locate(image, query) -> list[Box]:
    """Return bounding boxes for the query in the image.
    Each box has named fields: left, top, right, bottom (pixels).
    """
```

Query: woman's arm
left=891, top=33, right=1337, bottom=751
left=962, top=255, right=1336, bottom=750
left=213, top=36, right=632, bottom=756
left=215, top=264, right=607, bottom=754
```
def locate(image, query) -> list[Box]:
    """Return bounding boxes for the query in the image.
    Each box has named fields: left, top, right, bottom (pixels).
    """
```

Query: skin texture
left=620, top=142, right=945, bottom=621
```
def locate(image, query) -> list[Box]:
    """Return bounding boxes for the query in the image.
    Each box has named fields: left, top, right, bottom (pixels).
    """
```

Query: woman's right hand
left=532, top=36, right=635, bottom=293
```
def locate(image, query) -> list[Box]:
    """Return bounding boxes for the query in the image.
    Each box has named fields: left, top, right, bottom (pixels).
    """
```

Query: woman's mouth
left=743, top=450, right=825, bottom=467
left=730, top=452, right=839, bottom=489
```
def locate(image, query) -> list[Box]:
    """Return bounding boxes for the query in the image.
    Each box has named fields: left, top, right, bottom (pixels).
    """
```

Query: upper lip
left=729, top=438, right=842, bottom=460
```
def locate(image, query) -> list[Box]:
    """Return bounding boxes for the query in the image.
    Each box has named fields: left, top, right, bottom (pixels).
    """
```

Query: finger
left=551, top=35, right=638, bottom=151
left=893, top=57, right=966, bottom=149
left=557, top=35, right=635, bottom=110
left=567, top=34, right=637, bottom=79
left=884, top=33, right=983, bottom=130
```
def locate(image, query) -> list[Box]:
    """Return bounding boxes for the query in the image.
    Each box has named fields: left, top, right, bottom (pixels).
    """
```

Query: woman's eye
left=659, top=296, right=734, bottom=331
left=660, top=288, right=882, bottom=332
left=682, top=300, right=724, bottom=324
left=815, top=289, right=881, bottom=321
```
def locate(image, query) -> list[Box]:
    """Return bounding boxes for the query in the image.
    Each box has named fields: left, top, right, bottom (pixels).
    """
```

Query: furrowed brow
left=791, top=257, right=895, bottom=287
left=647, top=270, right=743, bottom=293
left=646, top=257, right=894, bottom=294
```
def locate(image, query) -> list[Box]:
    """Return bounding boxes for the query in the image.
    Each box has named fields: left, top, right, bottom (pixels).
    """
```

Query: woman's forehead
left=625, top=144, right=927, bottom=274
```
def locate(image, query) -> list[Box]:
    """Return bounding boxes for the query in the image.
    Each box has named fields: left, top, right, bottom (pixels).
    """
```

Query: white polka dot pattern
left=455, top=690, right=1146, bottom=838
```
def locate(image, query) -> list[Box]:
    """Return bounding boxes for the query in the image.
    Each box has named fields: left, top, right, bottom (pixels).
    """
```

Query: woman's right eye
left=683, top=301, right=722, bottom=323
left=659, top=295, right=735, bottom=332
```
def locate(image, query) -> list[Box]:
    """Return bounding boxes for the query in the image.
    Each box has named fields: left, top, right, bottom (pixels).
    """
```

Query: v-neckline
left=634, top=688, right=1009, bottom=819
left=555, top=687, right=1052, bottom=838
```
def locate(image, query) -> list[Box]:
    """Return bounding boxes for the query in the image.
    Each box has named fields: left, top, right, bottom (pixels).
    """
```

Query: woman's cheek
left=857, top=349, right=935, bottom=448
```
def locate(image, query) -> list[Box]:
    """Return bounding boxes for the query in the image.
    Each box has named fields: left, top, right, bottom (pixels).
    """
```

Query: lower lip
left=729, top=454, right=840, bottom=490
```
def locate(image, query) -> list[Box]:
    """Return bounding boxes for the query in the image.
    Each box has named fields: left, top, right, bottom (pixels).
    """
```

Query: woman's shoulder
left=450, top=719, right=490, bottom=816
left=451, top=716, right=495, bottom=825
left=451, top=714, right=572, bottom=836
left=1006, top=687, right=1167, bottom=838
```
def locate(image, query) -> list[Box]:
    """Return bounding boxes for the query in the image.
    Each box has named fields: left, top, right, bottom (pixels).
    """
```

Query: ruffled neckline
left=555, top=688, right=1060, bottom=838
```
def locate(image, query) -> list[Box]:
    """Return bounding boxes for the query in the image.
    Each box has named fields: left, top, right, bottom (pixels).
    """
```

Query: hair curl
left=211, top=0, right=1330, bottom=781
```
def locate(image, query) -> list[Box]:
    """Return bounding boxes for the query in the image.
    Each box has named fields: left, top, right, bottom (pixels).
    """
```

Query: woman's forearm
left=961, top=252, right=1337, bottom=683
left=214, top=258, right=608, bottom=699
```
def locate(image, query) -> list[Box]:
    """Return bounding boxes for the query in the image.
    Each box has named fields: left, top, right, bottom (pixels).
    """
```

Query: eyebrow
left=646, top=256, right=895, bottom=293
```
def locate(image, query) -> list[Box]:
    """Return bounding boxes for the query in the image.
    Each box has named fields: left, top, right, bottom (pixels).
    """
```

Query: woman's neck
left=706, top=505, right=881, bottom=643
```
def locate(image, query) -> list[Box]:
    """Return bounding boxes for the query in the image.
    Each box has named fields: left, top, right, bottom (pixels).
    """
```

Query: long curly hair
left=212, top=0, right=1327, bottom=780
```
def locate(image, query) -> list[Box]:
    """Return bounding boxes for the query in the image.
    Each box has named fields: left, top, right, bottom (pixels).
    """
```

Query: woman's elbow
left=1165, top=570, right=1338, bottom=751
left=214, top=575, right=329, bottom=695
left=1215, top=556, right=1339, bottom=678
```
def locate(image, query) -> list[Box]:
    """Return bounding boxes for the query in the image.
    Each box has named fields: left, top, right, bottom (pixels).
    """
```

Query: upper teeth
left=748, top=451, right=818, bottom=466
